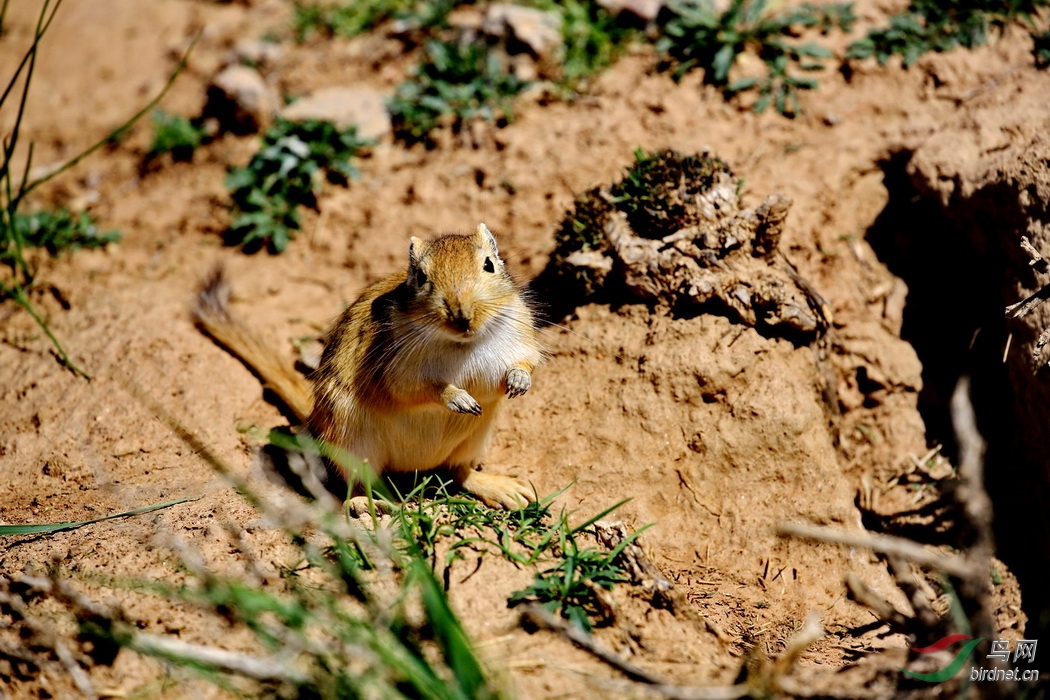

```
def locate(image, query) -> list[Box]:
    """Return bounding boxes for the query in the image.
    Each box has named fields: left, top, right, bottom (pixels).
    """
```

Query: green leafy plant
left=1, top=0, right=192, bottom=376
left=656, top=0, right=855, bottom=116
left=847, top=0, right=1050, bottom=66
left=389, top=39, right=527, bottom=145
left=225, top=118, right=369, bottom=253
left=148, top=109, right=206, bottom=161
left=10, top=209, right=119, bottom=257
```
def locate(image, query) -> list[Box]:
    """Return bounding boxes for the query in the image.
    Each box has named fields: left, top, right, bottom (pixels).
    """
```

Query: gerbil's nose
left=446, top=304, right=472, bottom=334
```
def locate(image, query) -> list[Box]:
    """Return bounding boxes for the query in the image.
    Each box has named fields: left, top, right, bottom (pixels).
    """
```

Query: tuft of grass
left=4, top=399, right=647, bottom=694
left=390, top=479, right=568, bottom=567
left=389, top=39, right=527, bottom=146
left=555, top=186, right=609, bottom=255
left=71, top=518, right=502, bottom=698
left=385, top=475, right=643, bottom=633
left=846, top=0, right=1050, bottom=66
left=38, top=397, right=503, bottom=698
left=507, top=503, right=648, bottom=632
left=225, top=118, right=369, bottom=253
left=544, top=147, right=733, bottom=302
left=148, top=109, right=207, bottom=161
left=656, top=0, right=856, bottom=116
left=611, top=147, right=733, bottom=239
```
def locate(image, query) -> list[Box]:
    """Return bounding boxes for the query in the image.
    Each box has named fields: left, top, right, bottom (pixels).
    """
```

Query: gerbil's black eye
left=412, top=268, right=428, bottom=286
left=483, top=257, right=495, bottom=273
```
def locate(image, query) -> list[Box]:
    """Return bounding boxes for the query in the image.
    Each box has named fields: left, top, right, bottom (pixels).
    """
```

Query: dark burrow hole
left=866, top=150, right=1049, bottom=636
left=866, top=151, right=1012, bottom=464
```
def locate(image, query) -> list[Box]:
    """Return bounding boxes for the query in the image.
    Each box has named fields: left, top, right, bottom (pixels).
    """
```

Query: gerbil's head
left=404, top=223, right=519, bottom=342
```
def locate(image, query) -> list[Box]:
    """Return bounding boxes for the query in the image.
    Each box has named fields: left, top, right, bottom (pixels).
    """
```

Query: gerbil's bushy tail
left=193, top=267, right=313, bottom=422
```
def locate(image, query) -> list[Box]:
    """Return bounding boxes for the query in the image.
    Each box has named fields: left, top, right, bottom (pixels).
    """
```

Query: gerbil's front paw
left=445, top=388, right=482, bottom=415
left=458, top=470, right=535, bottom=510
left=505, top=368, right=531, bottom=398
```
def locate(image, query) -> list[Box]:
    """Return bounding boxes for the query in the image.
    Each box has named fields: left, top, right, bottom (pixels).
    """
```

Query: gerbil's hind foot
left=345, top=496, right=396, bottom=519
left=454, top=467, right=534, bottom=510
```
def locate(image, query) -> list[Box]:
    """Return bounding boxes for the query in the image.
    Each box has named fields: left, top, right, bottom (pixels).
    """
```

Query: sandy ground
left=1, top=0, right=1045, bottom=697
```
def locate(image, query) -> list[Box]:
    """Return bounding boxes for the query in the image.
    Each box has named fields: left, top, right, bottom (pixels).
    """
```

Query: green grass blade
left=0, top=0, right=58, bottom=186
left=3, top=280, right=89, bottom=378
left=411, top=558, right=490, bottom=699
left=0, top=496, right=198, bottom=536
left=569, top=497, right=631, bottom=535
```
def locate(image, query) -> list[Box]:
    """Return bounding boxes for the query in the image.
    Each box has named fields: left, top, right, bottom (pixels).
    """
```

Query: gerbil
left=194, top=223, right=542, bottom=509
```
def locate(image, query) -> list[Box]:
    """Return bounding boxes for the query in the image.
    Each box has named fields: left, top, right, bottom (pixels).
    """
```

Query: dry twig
left=844, top=574, right=910, bottom=634
left=775, top=522, right=973, bottom=579
left=519, top=604, right=753, bottom=699
left=593, top=520, right=699, bottom=620
left=1005, top=236, right=1050, bottom=367
left=521, top=604, right=843, bottom=699
left=126, top=633, right=308, bottom=684
left=519, top=604, right=662, bottom=684
left=15, top=573, right=310, bottom=686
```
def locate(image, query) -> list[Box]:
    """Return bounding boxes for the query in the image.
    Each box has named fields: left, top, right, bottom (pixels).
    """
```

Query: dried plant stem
left=520, top=604, right=661, bottom=685
left=775, top=522, right=973, bottom=579
left=127, top=633, right=308, bottom=684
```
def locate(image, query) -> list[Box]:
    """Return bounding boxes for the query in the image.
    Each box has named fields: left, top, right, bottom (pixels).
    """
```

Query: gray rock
left=207, top=64, right=278, bottom=134
left=229, top=39, right=284, bottom=70
left=280, top=87, right=391, bottom=141
left=481, top=4, right=562, bottom=60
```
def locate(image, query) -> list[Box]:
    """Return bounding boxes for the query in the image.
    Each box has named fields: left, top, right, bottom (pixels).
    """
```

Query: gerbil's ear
left=409, top=235, right=426, bottom=268
left=409, top=235, right=426, bottom=260
left=474, top=223, right=499, bottom=255
left=407, top=236, right=427, bottom=287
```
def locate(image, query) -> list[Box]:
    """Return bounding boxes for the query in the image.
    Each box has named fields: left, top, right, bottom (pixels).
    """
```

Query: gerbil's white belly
left=351, top=397, right=502, bottom=472
left=336, top=327, right=539, bottom=472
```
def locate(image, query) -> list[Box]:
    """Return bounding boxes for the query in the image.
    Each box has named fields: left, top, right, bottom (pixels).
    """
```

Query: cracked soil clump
left=542, top=149, right=827, bottom=341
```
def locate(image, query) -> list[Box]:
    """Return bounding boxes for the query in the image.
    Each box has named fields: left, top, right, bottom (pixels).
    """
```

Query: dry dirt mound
left=902, top=81, right=1050, bottom=641
left=0, top=1, right=1044, bottom=697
